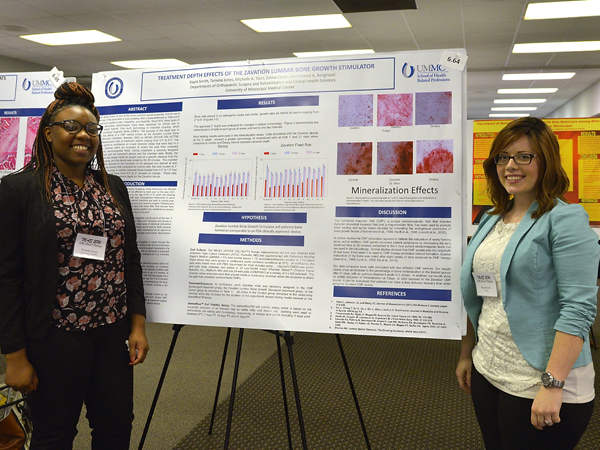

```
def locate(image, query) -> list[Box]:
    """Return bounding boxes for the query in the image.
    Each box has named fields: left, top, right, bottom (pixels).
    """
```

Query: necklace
left=503, top=209, right=527, bottom=224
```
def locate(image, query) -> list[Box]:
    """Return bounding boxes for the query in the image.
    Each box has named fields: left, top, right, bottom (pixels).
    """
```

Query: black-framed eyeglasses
left=493, top=153, right=536, bottom=165
left=47, top=119, right=103, bottom=136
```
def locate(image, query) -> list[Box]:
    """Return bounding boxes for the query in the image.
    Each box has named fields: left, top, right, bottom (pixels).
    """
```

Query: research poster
left=90, top=49, right=466, bottom=339
left=472, top=119, right=600, bottom=227
left=0, top=72, right=56, bottom=173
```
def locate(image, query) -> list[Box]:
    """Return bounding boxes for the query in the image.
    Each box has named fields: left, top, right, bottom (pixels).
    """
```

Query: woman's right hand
left=456, top=355, right=472, bottom=394
left=456, top=317, right=476, bottom=394
left=5, top=349, right=38, bottom=394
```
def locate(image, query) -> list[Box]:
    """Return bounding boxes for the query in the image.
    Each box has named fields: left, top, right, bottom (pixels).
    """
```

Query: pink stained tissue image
left=377, top=141, right=413, bottom=175
left=415, top=91, right=452, bottom=125
left=416, top=140, right=453, bottom=174
left=338, top=94, right=373, bottom=127
left=377, top=93, right=413, bottom=127
left=25, top=117, right=41, bottom=166
left=0, top=118, right=19, bottom=171
left=337, top=142, right=373, bottom=175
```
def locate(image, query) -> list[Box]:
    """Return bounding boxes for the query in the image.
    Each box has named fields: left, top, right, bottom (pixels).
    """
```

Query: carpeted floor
left=2, top=327, right=599, bottom=449
left=171, top=332, right=600, bottom=449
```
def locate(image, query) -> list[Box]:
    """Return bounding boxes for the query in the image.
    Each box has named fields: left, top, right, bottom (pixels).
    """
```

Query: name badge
left=472, top=272, right=498, bottom=297
left=73, top=233, right=108, bottom=261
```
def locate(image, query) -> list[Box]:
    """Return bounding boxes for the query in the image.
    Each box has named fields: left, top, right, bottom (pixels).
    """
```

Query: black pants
left=471, top=364, right=594, bottom=450
left=27, top=319, right=133, bottom=450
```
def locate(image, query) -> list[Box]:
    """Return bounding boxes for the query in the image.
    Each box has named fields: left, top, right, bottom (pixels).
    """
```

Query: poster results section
left=92, top=49, right=465, bottom=339
left=472, top=119, right=600, bottom=228
left=0, top=72, right=56, bottom=176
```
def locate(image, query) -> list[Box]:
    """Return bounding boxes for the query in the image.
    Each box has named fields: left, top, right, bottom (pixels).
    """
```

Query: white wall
left=0, top=55, right=48, bottom=72
left=547, top=78, right=600, bottom=118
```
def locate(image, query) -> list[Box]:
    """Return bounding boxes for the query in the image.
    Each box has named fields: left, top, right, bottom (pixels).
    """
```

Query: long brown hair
left=25, top=82, right=117, bottom=203
left=482, top=117, right=569, bottom=218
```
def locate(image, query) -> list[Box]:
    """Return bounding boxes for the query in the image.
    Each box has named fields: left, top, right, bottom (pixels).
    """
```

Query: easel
left=138, top=325, right=371, bottom=450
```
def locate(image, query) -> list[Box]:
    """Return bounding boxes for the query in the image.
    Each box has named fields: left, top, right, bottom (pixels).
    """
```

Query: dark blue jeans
left=471, top=364, right=594, bottom=450
left=27, top=318, right=133, bottom=450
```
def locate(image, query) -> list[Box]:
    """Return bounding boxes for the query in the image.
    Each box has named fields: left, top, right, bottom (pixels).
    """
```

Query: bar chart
left=263, top=160, right=328, bottom=198
left=190, top=160, right=251, bottom=198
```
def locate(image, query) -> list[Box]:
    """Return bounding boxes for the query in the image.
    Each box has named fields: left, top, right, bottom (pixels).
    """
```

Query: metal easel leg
left=284, top=331, right=308, bottom=450
left=208, top=327, right=232, bottom=435
left=276, top=332, right=294, bottom=450
left=138, top=324, right=184, bottom=450
left=336, top=334, right=371, bottom=450
left=223, top=328, right=244, bottom=449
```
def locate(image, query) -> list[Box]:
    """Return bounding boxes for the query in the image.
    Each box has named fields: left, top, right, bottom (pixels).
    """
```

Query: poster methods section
left=473, top=119, right=600, bottom=226
left=92, top=50, right=466, bottom=339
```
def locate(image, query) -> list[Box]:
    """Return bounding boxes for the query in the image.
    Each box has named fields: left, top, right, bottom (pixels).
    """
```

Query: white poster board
left=0, top=72, right=56, bottom=172
left=92, top=49, right=466, bottom=340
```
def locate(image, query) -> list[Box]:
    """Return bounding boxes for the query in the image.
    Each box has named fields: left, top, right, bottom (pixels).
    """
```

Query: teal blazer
left=461, top=200, right=599, bottom=370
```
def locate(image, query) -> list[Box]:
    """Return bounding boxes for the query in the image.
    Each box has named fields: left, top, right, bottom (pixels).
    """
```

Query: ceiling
left=1, top=0, right=600, bottom=120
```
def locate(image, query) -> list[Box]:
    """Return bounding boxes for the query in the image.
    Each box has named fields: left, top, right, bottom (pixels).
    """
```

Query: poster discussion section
left=92, top=49, right=466, bottom=339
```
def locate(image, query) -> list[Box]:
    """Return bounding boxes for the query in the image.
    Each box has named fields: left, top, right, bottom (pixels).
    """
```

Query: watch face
left=541, top=372, right=552, bottom=387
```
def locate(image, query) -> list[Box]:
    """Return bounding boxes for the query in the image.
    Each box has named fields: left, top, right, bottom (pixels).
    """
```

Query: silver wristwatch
left=541, top=372, right=565, bottom=388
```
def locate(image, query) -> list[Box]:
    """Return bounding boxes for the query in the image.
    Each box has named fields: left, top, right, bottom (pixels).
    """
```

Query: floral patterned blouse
left=51, top=166, right=127, bottom=330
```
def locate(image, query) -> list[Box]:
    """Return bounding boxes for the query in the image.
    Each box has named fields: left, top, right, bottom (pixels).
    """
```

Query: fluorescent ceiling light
left=502, top=73, right=575, bottom=80
left=489, top=113, right=531, bottom=117
left=513, top=41, right=600, bottom=53
left=21, top=30, right=120, bottom=46
left=242, top=14, right=351, bottom=32
left=525, top=0, right=600, bottom=20
left=494, top=99, right=547, bottom=104
left=112, top=59, right=189, bottom=69
left=491, top=107, right=538, bottom=111
left=294, top=49, right=374, bottom=58
left=498, top=88, right=558, bottom=94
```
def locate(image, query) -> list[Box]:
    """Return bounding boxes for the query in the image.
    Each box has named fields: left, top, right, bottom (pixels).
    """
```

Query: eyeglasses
left=493, top=153, right=536, bottom=165
left=47, top=119, right=103, bottom=136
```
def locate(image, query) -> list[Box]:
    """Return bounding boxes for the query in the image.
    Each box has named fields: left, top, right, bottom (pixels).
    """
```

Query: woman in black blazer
left=0, top=82, right=149, bottom=450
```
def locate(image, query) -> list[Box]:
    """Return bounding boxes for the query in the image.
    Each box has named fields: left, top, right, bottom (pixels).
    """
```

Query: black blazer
left=0, top=168, right=146, bottom=354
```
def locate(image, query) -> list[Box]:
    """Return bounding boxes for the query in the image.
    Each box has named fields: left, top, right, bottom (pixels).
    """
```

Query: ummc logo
left=402, top=63, right=448, bottom=78
left=105, top=77, right=124, bottom=99
left=416, top=64, right=447, bottom=72
left=401, top=63, right=415, bottom=78
left=22, top=78, right=53, bottom=91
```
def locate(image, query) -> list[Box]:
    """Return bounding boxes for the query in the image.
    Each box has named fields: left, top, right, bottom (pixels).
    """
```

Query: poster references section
left=473, top=119, right=600, bottom=226
left=92, top=50, right=465, bottom=339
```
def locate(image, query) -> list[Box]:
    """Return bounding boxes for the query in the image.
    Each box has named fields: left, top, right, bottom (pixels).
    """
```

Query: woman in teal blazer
left=456, top=117, right=599, bottom=450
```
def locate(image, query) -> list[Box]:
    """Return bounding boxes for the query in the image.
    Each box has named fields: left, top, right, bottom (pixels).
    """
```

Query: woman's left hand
left=531, top=387, right=562, bottom=430
left=128, top=313, right=149, bottom=365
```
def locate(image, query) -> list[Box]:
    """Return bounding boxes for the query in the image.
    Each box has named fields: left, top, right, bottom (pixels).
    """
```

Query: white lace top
left=471, top=219, right=594, bottom=401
